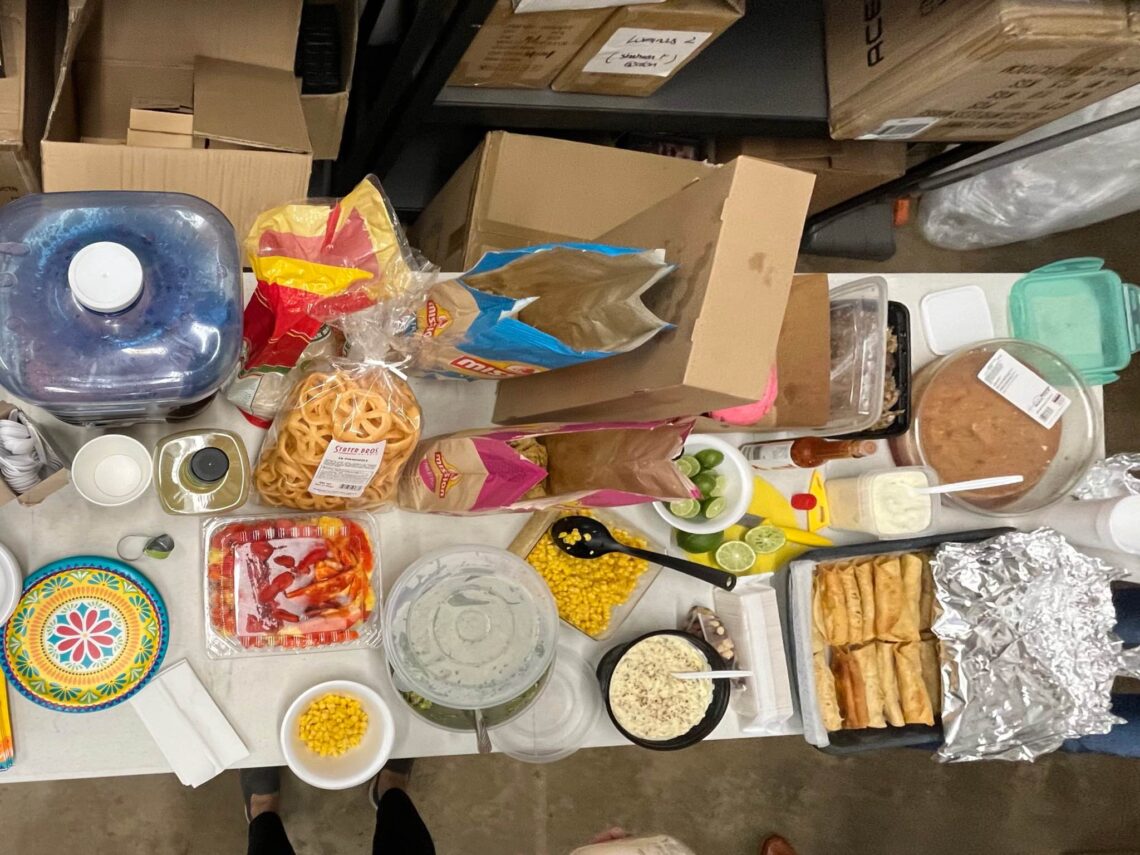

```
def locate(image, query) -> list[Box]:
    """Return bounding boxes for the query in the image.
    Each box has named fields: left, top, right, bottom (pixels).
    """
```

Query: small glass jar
left=153, top=429, right=249, bottom=514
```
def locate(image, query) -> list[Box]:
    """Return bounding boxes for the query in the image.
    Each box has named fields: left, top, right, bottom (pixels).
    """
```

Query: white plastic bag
left=919, top=84, right=1140, bottom=250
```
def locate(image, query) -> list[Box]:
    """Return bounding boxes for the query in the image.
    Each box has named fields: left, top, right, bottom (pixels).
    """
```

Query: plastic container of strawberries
left=203, top=513, right=381, bottom=658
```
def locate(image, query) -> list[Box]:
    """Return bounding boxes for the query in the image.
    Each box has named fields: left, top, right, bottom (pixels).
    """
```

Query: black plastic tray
left=837, top=301, right=912, bottom=441
left=786, top=527, right=1015, bottom=755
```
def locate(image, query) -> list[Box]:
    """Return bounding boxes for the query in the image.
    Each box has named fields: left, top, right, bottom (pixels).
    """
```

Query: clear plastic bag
left=247, top=177, right=435, bottom=512
left=229, top=176, right=434, bottom=425
left=919, top=84, right=1140, bottom=250
left=203, top=513, right=381, bottom=658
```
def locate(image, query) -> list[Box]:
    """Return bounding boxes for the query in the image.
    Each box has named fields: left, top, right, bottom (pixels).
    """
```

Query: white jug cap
left=1098, top=495, right=1140, bottom=555
left=68, top=241, right=143, bottom=313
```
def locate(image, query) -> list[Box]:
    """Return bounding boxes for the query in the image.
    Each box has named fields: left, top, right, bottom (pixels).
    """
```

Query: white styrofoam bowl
left=653, top=434, right=754, bottom=535
left=280, top=680, right=395, bottom=791
left=0, top=542, right=22, bottom=626
left=71, top=434, right=152, bottom=507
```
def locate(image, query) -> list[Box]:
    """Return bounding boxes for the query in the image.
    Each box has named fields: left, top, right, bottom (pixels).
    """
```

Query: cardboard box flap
left=193, top=57, right=312, bottom=154
left=77, top=0, right=302, bottom=71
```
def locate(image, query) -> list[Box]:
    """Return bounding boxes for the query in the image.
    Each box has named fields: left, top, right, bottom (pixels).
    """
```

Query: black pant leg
left=373, top=788, right=435, bottom=855
left=248, top=812, right=297, bottom=855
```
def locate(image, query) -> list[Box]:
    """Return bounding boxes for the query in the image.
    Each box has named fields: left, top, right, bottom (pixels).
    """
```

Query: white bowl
left=280, top=680, right=395, bottom=791
left=654, top=435, right=754, bottom=535
left=72, top=435, right=152, bottom=507
left=0, top=542, right=22, bottom=626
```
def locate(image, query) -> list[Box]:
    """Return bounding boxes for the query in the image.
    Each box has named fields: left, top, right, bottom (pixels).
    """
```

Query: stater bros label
left=309, top=440, right=387, bottom=497
left=977, top=348, right=1071, bottom=430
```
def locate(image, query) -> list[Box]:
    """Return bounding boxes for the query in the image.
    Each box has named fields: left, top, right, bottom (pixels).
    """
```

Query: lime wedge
left=691, top=473, right=717, bottom=498
left=696, top=448, right=725, bottom=470
left=744, top=525, right=787, bottom=555
left=668, top=498, right=701, bottom=519
left=715, top=540, right=756, bottom=573
left=676, top=455, right=700, bottom=477
left=701, top=496, right=727, bottom=519
left=710, top=474, right=728, bottom=498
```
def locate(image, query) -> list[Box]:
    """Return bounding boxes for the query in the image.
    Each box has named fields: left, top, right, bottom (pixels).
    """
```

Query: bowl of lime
left=653, top=435, right=753, bottom=536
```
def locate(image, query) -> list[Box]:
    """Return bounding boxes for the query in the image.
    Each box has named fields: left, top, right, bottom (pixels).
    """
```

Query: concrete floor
left=4, top=212, right=1140, bottom=855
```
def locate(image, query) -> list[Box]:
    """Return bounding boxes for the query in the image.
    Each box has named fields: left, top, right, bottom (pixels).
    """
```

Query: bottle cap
left=68, top=242, right=144, bottom=313
left=189, top=447, right=229, bottom=484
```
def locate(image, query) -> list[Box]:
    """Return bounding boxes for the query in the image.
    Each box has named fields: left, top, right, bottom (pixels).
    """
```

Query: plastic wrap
left=919, top=84, right=1140, bottom=250
left=204, top=513, right=381, bottom=658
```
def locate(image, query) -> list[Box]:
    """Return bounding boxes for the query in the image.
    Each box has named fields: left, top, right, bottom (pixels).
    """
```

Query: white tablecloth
left=0, top=273, right=1125, bottom=783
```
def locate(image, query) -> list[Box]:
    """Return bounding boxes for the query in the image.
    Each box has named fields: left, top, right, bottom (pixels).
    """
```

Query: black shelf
left=429, top=0, right=827, bottom=136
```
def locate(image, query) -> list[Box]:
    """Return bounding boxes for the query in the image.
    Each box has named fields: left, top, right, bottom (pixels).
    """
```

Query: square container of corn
left=509, top=508, right=663, bottom=642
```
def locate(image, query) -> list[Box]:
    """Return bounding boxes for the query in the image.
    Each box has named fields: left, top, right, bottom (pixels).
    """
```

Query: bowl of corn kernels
left=280, top=680, right=395, bottom=790
left=510, top=509, right=663, bottom=641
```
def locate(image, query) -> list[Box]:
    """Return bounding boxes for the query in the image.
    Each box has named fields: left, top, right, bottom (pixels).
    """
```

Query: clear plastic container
left=154, top=429, right=249, bottom=515
left=203, top=513, right=381, bottom=658
left=383, top=545, right=558, bottom=710
left=0, top=191, right=242, bottom=425
left=799, top=277, right=889, bottom=437
left=824, top=466, right=939, bottom=537
left=490, top=647, right=600, bottom=763
left=891, top=339, right=1102, bottom=516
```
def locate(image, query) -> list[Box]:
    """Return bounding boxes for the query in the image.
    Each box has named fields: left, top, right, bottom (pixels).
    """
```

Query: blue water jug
left=0, top=191, right=242, bottom=425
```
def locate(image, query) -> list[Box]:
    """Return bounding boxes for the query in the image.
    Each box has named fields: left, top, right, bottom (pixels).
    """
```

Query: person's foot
left=369, top=758, right=414, bottom=810
left=760, top=834, right=797, bottom=855
left=241, top=767, right=282, bottom=823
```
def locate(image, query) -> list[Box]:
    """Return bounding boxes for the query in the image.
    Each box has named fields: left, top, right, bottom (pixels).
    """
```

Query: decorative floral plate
left=0, top=556, right=169, bottom=713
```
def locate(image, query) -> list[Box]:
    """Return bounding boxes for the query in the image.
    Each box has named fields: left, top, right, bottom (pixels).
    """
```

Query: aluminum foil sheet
left=932, top=528, right=1127, bottom=763
left=1073, top=452, right=1140, bottom=499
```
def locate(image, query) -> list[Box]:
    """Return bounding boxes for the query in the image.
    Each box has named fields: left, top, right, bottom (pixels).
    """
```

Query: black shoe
left=369, top=758, right=415, bottom=810
left=241, top=766, right=282, bottom=823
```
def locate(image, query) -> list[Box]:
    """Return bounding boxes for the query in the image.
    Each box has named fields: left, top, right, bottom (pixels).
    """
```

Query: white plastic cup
left=1041, top=495, right=1140, bottom=554
left=825, top=466, right=939, bottom=537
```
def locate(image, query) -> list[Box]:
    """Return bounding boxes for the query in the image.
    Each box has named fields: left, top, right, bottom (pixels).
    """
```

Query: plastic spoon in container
left=911, top=475, right=1024, bottom=495
left=671, top=670, right=753, bottom=680
left=551, top=516, right=737, bottom=591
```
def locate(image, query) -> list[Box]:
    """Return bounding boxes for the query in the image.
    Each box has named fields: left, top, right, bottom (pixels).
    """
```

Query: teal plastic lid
left=1009, top=258, right=1140, bottom=385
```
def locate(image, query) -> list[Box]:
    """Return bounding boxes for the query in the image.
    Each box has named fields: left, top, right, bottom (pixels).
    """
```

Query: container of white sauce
left=825, top=466, right=938, bottom=537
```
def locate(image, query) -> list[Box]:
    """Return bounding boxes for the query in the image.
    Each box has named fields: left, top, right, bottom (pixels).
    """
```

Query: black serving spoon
left=551, top=515, right=737, bottom=591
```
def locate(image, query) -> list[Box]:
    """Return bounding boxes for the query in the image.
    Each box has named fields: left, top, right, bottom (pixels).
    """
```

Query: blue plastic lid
left=1009, top=257, right=1140, bottom=386
left=0, top=191, right=242, bottom=422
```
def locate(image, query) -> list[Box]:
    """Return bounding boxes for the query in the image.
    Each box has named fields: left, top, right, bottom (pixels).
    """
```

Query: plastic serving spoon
left=671, top=670, right=753, bottom=680
left=911, top=475, right=1024, bottom=495
left=551, top=516, right=737, bottom=592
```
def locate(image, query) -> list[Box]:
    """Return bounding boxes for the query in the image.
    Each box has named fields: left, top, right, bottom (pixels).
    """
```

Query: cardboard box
left=716, top=138, right=906, bottom=217
left=126, top=128, right=200, bottom=149
left=448, top=0, right=613, bottom=89
left=826, top=0, right=1140, bottom=141
left=695, top=274, right=832, bottom=432
left=552, top=0, right=744, bottom=97
left=514, top=0, right=663, bottom=11
left=41, top=0, right=312, bottom=239
left=300, top=0, right=358, bottom=160
left=0, top=402, right=70, bottom=508
left=411, top=131, right=713, bottom=272
left=129, top=99, right=194, bottom=135
left=0, top=0, right=57, bottom=205
left=493, top=155, right=815, bottom=424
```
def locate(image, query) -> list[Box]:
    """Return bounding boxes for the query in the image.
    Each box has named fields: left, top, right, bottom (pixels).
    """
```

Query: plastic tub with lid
left=1009, top=258, right=1140, bottom=386
left=0, top=191, right=242, bottom=425
left=382, top=545, right=558, bottom=712
left=890, top=338, right=1101, bottom=516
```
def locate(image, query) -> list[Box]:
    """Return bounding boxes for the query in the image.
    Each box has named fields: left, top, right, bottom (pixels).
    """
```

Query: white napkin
left=129, top=659, right=249, bottom=787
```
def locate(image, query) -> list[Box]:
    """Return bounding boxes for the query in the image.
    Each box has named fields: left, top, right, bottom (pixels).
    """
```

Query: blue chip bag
left=411, top=243, right=674, bottom=379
